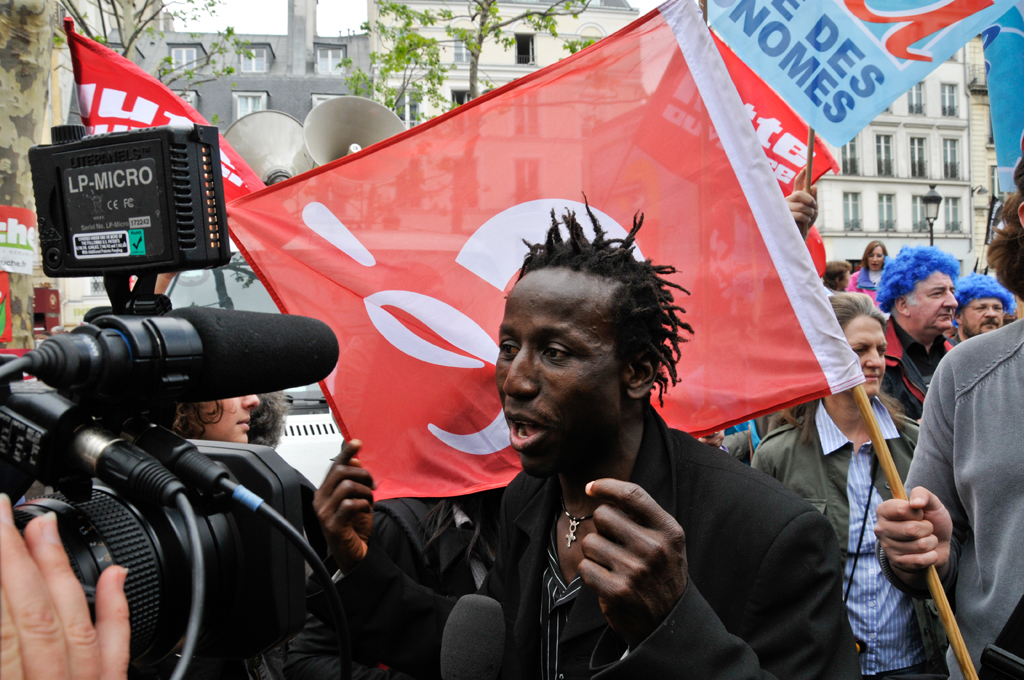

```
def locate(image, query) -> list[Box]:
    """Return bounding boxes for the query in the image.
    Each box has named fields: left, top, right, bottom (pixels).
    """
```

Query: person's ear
left=1018, top=201, right=1023, bottom=229
left=623, top=351, right=658, bottom=400
left=893, top=295, right=911, bottom=319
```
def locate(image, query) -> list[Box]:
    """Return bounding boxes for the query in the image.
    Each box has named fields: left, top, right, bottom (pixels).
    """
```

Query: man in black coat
left=314, top=209, right=860, bottom=680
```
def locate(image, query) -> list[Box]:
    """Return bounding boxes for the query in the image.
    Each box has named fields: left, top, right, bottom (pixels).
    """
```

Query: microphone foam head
left=167, top=307, right=339, bottom=402
left=441, top=594, right=505, bottom=680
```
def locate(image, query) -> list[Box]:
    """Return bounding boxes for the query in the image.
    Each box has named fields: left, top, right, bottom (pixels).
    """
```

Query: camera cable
left=169, top=491, right=206, bottom=680
left=219, top=478, right=352, bottom=680
left=0, top=355, right=33, bottom=382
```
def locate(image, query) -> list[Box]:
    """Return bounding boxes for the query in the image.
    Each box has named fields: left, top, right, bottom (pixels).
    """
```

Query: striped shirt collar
left=815, top=396, right=899, bottom=455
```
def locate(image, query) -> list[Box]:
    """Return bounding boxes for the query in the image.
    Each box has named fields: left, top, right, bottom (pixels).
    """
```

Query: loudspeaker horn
left=303, top=96, right=407, bottom=166
left=224, top=110, right=315, bottom=185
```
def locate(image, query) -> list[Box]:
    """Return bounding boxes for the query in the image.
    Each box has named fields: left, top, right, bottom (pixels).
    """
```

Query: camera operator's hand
left=0, top=494, right=130, bottom=680
left=314, top=440, right=376, bottom=574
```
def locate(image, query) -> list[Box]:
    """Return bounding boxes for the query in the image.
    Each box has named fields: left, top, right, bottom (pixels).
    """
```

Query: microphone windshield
left=441, top=594, right=505, bottom=680
left=167, top=307, right=338, bottom=402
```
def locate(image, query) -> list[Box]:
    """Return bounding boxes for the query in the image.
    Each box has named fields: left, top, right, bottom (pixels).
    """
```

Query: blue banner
left=982, top=2, right=1024, bottom=193
left=709, top=0, right=1019, bottom=146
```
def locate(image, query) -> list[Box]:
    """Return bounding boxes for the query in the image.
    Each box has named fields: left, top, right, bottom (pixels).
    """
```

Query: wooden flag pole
left=799, top=127, right=816, bottom=241
left=851, top=384, right=978, bottom=680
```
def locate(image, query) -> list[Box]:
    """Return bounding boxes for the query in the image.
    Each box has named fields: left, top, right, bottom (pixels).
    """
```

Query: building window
left=515, top=158, right=539, bottom=202
left=989, top=117, right=994, bottom=145
left=233, top=92, right=267, bottom=120
left=912, top=196, right=928, bottom=232
left=395, top=93, right=420, bottom=128
left=451, top=89, right=470, bottom=105
left=910, top=137, right=927, bottom=178
left=843, top=192, right=861, bottom=231
left=310, top=94, right=339, bottom=108
left=515, top=34, right=535, bottom=65
left=454, top=41, right=470, bottom=63
left=878, top=194, right=896, bottom=231
left=175, top=90, right=198, bottom=107
left=241, top=47, right=267, bottom=73
left=907, top=83, right=924, bottom=115
left=945, top=197, right=961, bottom=232
left=943, top=139, right=959, bottom=179
left=841, top=139, right=858, bottom=175
left=171, top=47, right=198, bottom=70
left=317, top=47, right=347, bottom=74
left=941, top=84, right=958, bottom=117
left=876, top=134, right=893, bottom=176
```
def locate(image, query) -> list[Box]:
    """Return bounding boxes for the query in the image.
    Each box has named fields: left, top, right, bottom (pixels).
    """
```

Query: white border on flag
left=659, top=0, right=864, bottom=395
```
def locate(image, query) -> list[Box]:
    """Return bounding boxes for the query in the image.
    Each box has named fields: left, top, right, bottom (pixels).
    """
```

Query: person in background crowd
left=949, top=273, right=1016, bottom=345
left=286, top=470, right=503, bottom=680
left=847, top=241, right=889, bottom=304
left=248, top=391, right=290, bottom=448
left=173, top=395, right=261, bottom=444
left=874, top=246, right=959, bottom=421
left=824, top=261, right=853, bottom=293
left=875, top=159, right=1024, bottom=680
left=753, top=293, right=946, bottom=678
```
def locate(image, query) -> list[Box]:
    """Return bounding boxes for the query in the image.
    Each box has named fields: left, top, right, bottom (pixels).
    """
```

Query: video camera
left=3, top=124, right=349, bottom=677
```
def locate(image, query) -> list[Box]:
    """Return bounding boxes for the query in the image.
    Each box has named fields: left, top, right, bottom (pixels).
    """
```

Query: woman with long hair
left=753, top=293, right=946, bottom=678
left=847, top=240, right=889, bottom=304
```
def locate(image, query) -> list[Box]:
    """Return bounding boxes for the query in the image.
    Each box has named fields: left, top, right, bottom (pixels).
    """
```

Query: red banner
left=714, top=33, right=839, bottom=194
left=63, top=19, right=264, bottom=203
left=228, top=0, right=862, bottom=499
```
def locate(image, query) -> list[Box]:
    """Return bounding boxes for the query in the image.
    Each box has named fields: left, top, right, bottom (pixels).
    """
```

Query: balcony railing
left=912, top=220, right=930, bottom=233
left=842, top=158, right=859, bottom=175
left=910, top=160, right=927, bottom=178
left=844, top=219, right=862, bottom=231
left=515, top=54, right=534, bottom=65
left=969, top=65, right=987, bottom=92
left=945, top=221, right=962, bottom=233
left=908, top=102, right=924, bottom=115
left=876, top=159, right=893, bottom=176
left=879, top=219, right=897, bottom=232
left=944, top=162, right=960, bottom=180
left=942, top=105, right=958, bottom=117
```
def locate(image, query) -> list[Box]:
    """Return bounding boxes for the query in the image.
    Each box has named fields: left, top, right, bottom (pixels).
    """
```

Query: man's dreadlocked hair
left=517, top=203, right=692, bottom=404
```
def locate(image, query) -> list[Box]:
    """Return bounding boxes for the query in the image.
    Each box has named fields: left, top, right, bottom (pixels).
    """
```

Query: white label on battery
left=129, top=216, right=151, bottom=228
left=73, top=231, right=129, bottom=259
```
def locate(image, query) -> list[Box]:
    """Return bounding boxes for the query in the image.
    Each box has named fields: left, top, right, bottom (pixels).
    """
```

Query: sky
left=179, top=0, right=661, bottom=36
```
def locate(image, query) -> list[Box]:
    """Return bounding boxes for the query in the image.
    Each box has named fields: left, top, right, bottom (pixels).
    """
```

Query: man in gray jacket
left=875, top=157, right=1024, bottom=679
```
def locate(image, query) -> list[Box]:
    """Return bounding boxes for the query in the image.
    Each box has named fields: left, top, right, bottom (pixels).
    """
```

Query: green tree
left=59, top=0, right=249, bottom=86
left=347, top=1, right=453, bottom=117
left=442, top=0, right=594, bottom=99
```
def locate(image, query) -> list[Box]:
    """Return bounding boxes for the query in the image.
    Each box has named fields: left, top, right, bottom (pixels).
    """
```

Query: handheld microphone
left=22, top=308, right=339, bottom=405
left=440, top=594, right=505, bottom=680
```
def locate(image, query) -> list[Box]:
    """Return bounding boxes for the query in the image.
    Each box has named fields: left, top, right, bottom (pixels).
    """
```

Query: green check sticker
left=129, top=229, right=146, bottom=256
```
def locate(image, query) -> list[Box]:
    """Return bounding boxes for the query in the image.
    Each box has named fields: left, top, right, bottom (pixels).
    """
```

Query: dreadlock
left=517, top=202, right=692, bottom=404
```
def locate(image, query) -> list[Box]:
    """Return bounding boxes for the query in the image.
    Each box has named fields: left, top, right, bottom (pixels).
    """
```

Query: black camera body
left=13, top=441, right=308, bottom=663
left=29, top=124, right=230, bottom=277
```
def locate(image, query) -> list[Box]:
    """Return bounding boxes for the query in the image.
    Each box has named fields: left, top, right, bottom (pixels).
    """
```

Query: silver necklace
left=560, top=497, right=594, bottom=548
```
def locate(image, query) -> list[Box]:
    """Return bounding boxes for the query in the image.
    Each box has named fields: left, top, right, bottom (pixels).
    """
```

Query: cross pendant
left=566, top=518, right=580, bottom=548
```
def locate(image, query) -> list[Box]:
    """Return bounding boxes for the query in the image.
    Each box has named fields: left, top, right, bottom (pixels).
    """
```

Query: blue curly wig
left=876, top=246, right=960, bottom=314
left=954, top=274, right=1016, bottom=315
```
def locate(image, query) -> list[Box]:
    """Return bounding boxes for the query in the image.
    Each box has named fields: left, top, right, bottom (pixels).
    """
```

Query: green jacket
left=753, top=415, right=948, bottom=675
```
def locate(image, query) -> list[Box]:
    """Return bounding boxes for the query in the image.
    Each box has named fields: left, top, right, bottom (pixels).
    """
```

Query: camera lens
left=14, top=484, right=199, bottom=664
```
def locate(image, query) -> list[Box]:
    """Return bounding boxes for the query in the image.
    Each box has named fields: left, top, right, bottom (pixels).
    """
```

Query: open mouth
left=508, top=418, right=546, bottom=451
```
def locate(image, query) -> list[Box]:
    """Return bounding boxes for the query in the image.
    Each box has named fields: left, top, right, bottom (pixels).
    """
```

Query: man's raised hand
left=314, top=440, right=376, bottom=574
left=875, top=486, right=953, bottom=589
left=577, top=479, right=687, bottom=649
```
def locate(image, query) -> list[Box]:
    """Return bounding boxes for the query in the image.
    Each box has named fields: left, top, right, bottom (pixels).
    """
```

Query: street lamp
left=923, top=185, right=943, bottom=247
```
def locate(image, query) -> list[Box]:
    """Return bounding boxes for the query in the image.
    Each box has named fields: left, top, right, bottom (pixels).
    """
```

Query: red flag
left=63, top=19, right=264, bottom=203
left=228, top=0, right=863, bottom=499
left=713, top=33, right=839, bottom=194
